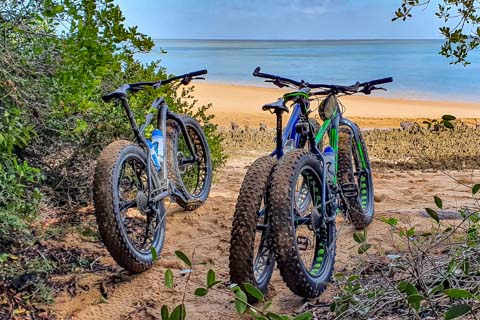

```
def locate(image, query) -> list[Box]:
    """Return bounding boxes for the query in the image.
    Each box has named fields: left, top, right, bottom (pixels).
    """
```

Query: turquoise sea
left=138, top=39, right=480, bottom=102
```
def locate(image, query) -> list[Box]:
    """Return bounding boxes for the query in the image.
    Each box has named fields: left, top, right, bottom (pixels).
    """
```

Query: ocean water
left=138, top=39, right=480, bottom=102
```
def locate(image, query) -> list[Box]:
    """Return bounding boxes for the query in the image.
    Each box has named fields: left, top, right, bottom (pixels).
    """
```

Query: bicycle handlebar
left=253, top=67, right=303, bottom=87
left=253, top=66, right=393, bottom=95
left=102, top=69, right=208, bottom=102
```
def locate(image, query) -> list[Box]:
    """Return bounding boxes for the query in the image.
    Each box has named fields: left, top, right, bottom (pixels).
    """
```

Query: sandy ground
left=49, top=85, right=480, bottom=318
left=191, top=82, right=480, bottom=129
left=51, top=150, right=479, bottom=320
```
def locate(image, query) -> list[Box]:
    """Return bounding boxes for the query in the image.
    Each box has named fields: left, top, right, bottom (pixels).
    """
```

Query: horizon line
left=153, top=38, right=443, bottom=41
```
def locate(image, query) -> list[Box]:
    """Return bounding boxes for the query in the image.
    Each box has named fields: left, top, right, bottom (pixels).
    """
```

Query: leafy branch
left=394, top=0, right=480, bottom=65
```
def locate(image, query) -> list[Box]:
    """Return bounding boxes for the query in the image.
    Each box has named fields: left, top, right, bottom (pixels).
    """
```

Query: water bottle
left=284, top=139, right=295, bottom=153
left=147, top=129, right=164, bottom=171
left=323, top=146, right=335, bottom=183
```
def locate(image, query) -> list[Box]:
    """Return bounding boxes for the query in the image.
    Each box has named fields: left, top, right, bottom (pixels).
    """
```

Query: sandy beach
left=192, top=82, right=480, bottom=129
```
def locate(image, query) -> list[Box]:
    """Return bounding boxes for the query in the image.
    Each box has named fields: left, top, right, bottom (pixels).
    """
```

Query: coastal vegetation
left=0, top=0, right=479, bottom=319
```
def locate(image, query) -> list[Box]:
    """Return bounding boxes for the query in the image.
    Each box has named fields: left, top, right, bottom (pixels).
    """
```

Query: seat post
left=275, top=110, right=283, bottom=155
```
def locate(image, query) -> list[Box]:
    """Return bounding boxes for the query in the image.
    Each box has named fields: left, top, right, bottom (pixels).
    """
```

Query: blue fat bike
left=229, top=67, right=392, bottom=299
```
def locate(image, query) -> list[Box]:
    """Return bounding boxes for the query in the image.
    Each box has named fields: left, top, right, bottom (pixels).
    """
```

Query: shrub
left=0, top=0, right=226, bottom=235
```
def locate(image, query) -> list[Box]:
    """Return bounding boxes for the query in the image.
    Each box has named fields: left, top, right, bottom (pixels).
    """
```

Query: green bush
left=331, top=188, right=480, bottom=320
left=0, top=0, right=226, bottom=237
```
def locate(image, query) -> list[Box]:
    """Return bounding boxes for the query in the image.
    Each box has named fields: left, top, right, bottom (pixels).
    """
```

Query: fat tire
left=229, top=156, right=277, bottom=299
left=166, top=116, right=212, bottom=211
left=269, top=149, right=336, bottom=298
left=93, top=140, right=166, bottom=273
left=338, top=125, right=374, bottom=229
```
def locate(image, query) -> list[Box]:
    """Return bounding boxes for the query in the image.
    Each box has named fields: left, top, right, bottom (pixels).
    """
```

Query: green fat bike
left=230, top=67, right=393, bottom=299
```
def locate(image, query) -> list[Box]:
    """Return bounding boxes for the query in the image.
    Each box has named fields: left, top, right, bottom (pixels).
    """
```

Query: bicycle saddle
left=262, top=98, right=289, bottom=113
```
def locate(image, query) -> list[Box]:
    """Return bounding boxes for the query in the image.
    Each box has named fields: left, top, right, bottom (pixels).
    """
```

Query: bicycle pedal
left=341, top=183, right=359, bottom=198
left=296, top=236, right=312, bottom=251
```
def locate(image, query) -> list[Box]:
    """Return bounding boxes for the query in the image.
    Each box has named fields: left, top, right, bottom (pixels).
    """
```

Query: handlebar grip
left=188, top=69, right=208, bottom=77
left=252, top=66, right=277, bottom=80
left=102, top=84, right=131, bottom=103
left=368, top=77, right=393, bottom=86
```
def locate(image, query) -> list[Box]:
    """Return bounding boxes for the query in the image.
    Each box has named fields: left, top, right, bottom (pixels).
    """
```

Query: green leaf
left=169, top=304, right=186, bottom=320
left=443, top=289, right=473, bottom=299
left=234, top=288, right=248, bottom=314
left=381, top=217, right=398, bottom=226
left=243, top=283, right=264, bottom=302
left=262, top=301, right=273, bottom=311
left=161, top=305, right=169, bottom=320
left=353, top=231, right=366, bottom=243
left=472, top=184, right=480, bottom=195
left=442, top=114, right=456, bottom=121
left=194, top=288, right=208, bottom=297
left=425, top=208, right=440, bottom=223
left=174, top=251, right=191, bottom=267
left=398, top=281, right=419, bottom=296
left=444, top=227, right=453, bottom=233
left=444, top=304, right=471, bottom=320
left=348, top=275, right=360, bottom=282
left=207, top=269, right=216, bottom=288
left=293, top=311, right=313, bottom=320
left=52, top=5, right=65, bottom=14
left=443, top=120, right=454, bottom=129
left=150, top=247, right=158, bottom=261
left=434, top=196, right=443, bottom=209
left=266, top=313, right=285, bottom=320
left=358, top=242, right=371, bottom=254
left=164, top=269, right=174, bottom=289
left=407, top=294, right=425, bottom=311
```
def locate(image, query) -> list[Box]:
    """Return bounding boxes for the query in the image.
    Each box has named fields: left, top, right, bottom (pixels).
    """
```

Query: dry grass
left=365, top=124, right=480, bottom=170
left=221, top=122, right=480, bottom=170
left=220, top=127, right=276, bottom=155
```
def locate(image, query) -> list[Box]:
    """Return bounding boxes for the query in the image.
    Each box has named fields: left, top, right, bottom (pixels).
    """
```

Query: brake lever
left=373, top=86, right=387, bottom=92
left=265, top=79, right=286, bottom=88
left=192, top=77, right=205, bottom=80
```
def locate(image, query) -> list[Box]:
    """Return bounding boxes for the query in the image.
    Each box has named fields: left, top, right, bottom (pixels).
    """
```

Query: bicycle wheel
left=269, top=150, right=336, bottom=298
left=94, top=140, right=166, bottom=273
left=229, top=156, right=276, bottom=299
left=338, top=125, right=374, bottom=229
left=167, top=116, right=213, bottom=211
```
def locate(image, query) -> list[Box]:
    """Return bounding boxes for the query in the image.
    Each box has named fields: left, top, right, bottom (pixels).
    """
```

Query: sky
left=114, top=0, right=443, bottom=40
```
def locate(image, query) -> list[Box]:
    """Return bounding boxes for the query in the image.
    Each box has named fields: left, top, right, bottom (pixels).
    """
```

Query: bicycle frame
left=117, top=96, right=198, bottom=205
left=267, top=93, right=367, bottom=220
